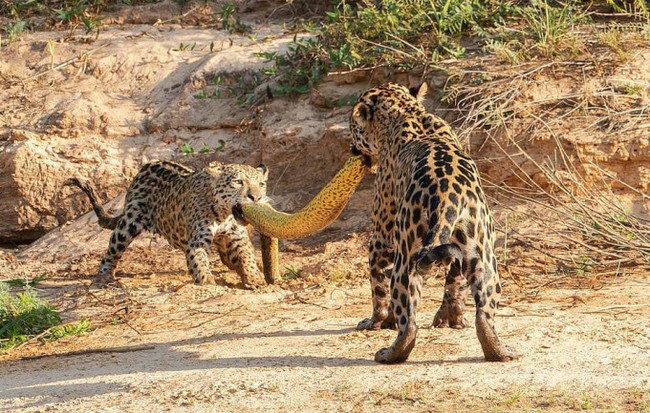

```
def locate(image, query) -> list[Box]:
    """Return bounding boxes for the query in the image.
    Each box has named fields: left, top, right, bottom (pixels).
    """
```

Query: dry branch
left=16, top=345, right=155, bottom=361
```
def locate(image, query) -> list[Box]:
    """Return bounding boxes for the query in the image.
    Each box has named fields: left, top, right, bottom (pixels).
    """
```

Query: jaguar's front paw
left=374, top=323, right=417, bottom=364
left=356, top=313, right=395, bottom=330
left=432, top=306, right=467, bottom=329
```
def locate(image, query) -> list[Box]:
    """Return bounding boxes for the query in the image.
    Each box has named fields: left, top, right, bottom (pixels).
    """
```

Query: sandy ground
left=1, top=236, right=649, bottom=412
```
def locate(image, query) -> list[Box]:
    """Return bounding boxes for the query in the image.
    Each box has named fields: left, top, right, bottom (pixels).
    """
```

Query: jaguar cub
left=66, top=160, right=269, bottom=288
left=350, top=82, right=516, bottom=363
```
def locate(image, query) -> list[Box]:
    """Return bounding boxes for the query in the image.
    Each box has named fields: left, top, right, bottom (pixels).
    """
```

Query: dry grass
left=439, top=39, right=650, bottom=286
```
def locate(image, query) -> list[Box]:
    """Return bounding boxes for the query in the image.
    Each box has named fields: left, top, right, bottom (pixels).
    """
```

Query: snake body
left=243, top=156, right=367, bottom=240
left=245, top=156, right=367, bottom=282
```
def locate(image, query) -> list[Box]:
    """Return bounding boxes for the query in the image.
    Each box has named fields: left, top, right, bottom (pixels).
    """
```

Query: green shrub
left=0, top=282, right=90, bottom=351
left=46, top=319, right=91, bottom=342
left=0, top=283, right=61, bottom=350
left=320, top=0, right=520, bottom=68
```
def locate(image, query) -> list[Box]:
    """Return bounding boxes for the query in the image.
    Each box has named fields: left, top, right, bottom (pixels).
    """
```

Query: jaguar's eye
left=232, top=179, right=244, bottom=186
left=259, top=182, right=266, bottom=187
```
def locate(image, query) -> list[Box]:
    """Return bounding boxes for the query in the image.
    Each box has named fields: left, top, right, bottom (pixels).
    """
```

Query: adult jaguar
left=350, top=82, right=516, bottom=363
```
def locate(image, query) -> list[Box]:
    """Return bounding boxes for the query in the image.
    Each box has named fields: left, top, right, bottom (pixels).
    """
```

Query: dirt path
left=1, top=257, right=648, bottom=412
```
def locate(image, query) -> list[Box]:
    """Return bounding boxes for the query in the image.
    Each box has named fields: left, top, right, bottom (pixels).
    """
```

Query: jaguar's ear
left=256, top=163, right=269, bottom=179
left=351, top=102, right=372, bottom=127
left=409, top=82, right=428, bottom=103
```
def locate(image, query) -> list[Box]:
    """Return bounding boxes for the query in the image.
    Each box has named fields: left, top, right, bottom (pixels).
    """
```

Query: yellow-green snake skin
left=260, top=234, right=279, bottom=284
left=243, top=156, right=367, bottom=241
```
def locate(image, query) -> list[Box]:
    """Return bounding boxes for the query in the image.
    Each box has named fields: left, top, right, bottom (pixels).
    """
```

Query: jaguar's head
left=349, top=82, right=428, bottom=170
left=206, top=162, right=269, bottom=223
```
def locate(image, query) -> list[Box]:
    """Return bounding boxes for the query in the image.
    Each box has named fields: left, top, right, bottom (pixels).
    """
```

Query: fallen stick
left=16, top=345, right=155, bottom=361
left=21, top=43, right=111, bottom=83
left=581, top=304, right=650, bottom=314
left=190, top=304, right=244, bottom=329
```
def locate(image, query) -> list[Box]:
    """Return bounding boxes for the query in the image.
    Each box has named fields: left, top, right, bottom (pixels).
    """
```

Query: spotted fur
left=350, top=82, right=516, bottom=363
left=65, top=160, right=269, bottom=288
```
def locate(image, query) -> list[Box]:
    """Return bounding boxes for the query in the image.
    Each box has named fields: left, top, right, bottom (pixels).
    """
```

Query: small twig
left=328, top=64, right=385, bottom=76
left=16, top=345, right=155, bottom=361
left=124, top=320, right=142, bottom=336
left=154, top=6, right=198, bottom=26
left=581, top=304, right=650, bottom=314
left=21, top=43, right=110, bottom=83
left=14, top=330, right=51, bottom=350
left=85, top=287, right=114, bottom=307
left=190, top=305, right=244, bottom=329
left=293, top=296, right=341, bottom=310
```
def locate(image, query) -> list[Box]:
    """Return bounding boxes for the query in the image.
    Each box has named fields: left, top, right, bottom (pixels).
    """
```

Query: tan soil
left=1, top=240, right=649, bottom=412
left=1, top=2, right=650, bottom=411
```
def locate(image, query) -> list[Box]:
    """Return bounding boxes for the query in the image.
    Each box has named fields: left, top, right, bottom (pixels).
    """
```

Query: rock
left=0, top=133, right=175, bottom=243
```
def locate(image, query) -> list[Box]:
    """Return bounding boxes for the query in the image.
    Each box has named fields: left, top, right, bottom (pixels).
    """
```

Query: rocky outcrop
left=0, top=132, right=172, bottom=243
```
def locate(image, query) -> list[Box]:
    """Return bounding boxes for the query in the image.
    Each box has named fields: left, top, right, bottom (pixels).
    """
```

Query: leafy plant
left=282, top=266, right=302, bottom=280
left=518, top=0, right=586, bottom=58
left=3, top=20, right=26, bottom=44
left=220, top=2, right=251, bottom=34
left=199, top=143, right=210, bottom=154
left=623, top=84, right=643, bottom=95
left=604, top=0, right=649, bottom=20
left=320, top=0, right=519, bottom=68
left=53, top=0, right=88, bottom=23
left=0, top=283, right=61, bottom=350
left=599, top=28, right=627, bottom=61
left=334, top=93, right=358, bottom=107
left=485, top=39, right=525, bottom=64
left=172, top=41, right=196, bottom=52
left=81, top=14, right=101, bottom=35
left=258, top=35, right=327, bottom=96
left=4, top=274, right=46, bottom=288
left=45, top=319, right=90, bottom=342
left=224, top=71, right=264, bottom=105
left=180, top=143, right=195, bottom=155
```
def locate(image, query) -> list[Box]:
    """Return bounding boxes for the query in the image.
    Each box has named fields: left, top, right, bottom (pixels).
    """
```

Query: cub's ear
left=351, top=102, right=372, bottom=127
left=409, top=82, right=428, bottom=103
left=256, top=163, right=269, bottom=179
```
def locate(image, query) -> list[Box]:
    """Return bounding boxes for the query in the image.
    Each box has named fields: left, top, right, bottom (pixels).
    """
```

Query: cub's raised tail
left=64, top=178, right=121, bottom=230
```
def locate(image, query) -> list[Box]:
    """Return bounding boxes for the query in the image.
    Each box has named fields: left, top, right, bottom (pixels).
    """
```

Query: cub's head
left=206, top=162, right=269, bottom=222
left=350, top=82, right=428, bottom=167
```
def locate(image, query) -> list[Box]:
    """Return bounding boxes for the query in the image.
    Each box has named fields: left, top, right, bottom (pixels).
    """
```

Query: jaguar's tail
left=415, top=204, right=464, bottom=274
left=64, top=177, right=120, bottom=230
left=416, top=243, right=463, bottom=274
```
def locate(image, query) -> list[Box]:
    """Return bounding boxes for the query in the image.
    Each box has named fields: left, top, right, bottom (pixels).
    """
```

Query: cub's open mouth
left=232, top=204, right=247, bottom=224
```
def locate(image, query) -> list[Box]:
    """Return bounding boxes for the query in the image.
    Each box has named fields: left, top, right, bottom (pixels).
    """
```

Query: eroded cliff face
left=2, top=10, right=649, bottom=244
left=0, top=22, right=357, bottom=243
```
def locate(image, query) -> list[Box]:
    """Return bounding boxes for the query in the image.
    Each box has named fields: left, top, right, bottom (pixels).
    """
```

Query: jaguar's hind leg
left=417, top=242, right=468, bottom=329
left=96, top=217, right=143, bottom=286
left=470, top=254, right=517, bottom=361
left=433, top=260, right=468, bottom=329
